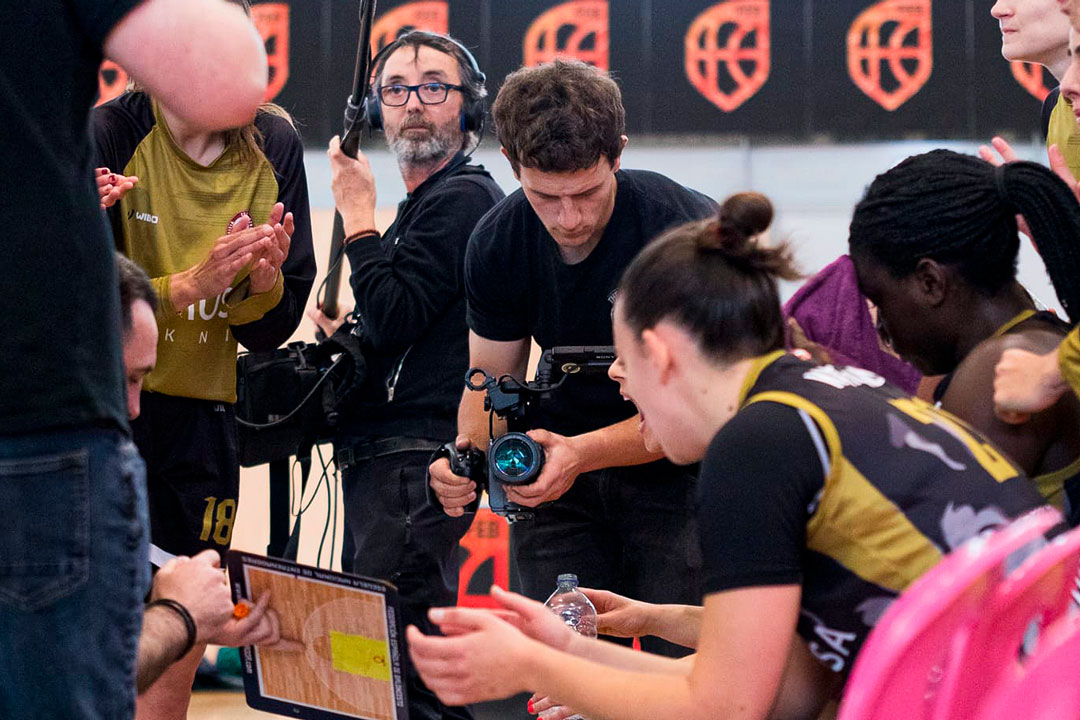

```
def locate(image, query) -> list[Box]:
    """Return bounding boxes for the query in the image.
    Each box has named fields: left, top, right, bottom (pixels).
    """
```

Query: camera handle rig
left=427, top=346, right=615, bottom=523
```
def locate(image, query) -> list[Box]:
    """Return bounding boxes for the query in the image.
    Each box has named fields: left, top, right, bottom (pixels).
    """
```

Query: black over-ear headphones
left=362, top=30, right=486, bottom=134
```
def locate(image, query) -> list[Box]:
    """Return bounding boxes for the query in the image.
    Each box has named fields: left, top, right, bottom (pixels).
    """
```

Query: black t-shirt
left=340, top=156, right=505, bottom=440
left=466, top=169, right=718, bottom=435
left=0, top=0, right=141, bottom=434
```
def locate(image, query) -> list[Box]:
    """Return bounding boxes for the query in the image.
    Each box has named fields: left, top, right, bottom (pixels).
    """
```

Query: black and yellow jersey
left=92, top=92, right=315, bottom=403
left=698, top=352, right=1047, bottom=675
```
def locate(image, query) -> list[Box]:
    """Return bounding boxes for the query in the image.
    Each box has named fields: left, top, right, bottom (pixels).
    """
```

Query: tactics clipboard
left=226, top=551, right=410, bottom=720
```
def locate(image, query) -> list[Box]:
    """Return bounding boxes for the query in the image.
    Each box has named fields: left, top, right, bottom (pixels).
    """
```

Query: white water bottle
left=542, top=574, right=597, bottom=720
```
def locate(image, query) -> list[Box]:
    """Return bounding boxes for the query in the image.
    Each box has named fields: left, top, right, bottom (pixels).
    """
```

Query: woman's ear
left=641, top=326, right=677, bottom=383
left=912, top=257, right=949, bottom=308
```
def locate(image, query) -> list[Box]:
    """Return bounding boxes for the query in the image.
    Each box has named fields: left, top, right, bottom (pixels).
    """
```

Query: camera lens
left=489, top=432, right=544, bottom=485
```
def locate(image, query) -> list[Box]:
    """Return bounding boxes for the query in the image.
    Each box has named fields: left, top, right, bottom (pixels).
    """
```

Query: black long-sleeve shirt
left=340, top=153, right=504, bottom=440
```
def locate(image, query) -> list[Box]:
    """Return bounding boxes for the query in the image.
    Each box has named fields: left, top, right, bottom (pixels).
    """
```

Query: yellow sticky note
left=329, top=631, right=391, bottom=681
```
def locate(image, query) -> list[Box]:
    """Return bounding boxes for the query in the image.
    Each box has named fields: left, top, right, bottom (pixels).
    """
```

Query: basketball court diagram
left=228, top=552, right=409, bottom=720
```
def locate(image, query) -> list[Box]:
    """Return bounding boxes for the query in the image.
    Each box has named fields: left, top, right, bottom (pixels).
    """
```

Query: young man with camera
left=310, top=30, right=504, bottom=720
left=427, top=59, right=717, bottom=656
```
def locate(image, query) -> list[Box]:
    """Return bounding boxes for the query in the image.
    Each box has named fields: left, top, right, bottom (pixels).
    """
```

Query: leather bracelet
left=147, top=598, right=198, bottom=659
left=344, top=229, right=380, bottom=246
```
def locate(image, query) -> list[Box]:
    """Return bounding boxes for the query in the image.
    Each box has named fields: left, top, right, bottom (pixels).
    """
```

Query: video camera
left=427, top=346, right=615, bottom=523
left=235, top=321, right=372, bottom=467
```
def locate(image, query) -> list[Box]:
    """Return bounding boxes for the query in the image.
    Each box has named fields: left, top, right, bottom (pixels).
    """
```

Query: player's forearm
left=640, top=603, right=704, bottom=649
left=135, top=606, right=189, bottom=693
left=567, top=632, right=693, bottom=675
left=526, top=644, right=707, bottom=720
left=572, top=415, right=664, bottom=474
left=457, top=386, right=503, bottom=448
left=165, top=269, right=202, bottom=312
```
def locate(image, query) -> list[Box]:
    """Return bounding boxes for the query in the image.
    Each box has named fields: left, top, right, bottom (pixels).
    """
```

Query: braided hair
left=848, top=149, right=1080, bottom=323
left=619, top=192, right=801, bottom=363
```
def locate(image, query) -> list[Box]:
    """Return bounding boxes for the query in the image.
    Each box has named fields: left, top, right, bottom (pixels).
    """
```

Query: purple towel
left=784, top=255, right=922, bottom=395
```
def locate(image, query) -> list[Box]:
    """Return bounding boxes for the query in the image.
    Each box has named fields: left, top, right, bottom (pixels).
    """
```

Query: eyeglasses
left=377, top=82, right=466, bottom=107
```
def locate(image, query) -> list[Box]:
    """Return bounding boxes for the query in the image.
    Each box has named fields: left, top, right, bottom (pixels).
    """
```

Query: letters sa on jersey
left=252, top=3, right=290, bottom=102
left=371, top=1, right=450, bottom=54
left=684, top=0, right=771, bottom=113
left=848, top=0, right=932, bottom=111
left=1011, top=62, right=1051, bottom=102
left=524, top=1, right=610, bottom=71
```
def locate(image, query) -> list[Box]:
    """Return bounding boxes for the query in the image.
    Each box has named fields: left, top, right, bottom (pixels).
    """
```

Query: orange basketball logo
left=96, top=60, right=129, bottom=107
left=252, top=3, right=290, bottom=101
left=371, top=1, right=449, bottom=54
left=1011, top=62, right=1051, bottom=102
left=457, top=509, right=510, bottom=610
left=523, top=1, right=610, bottom=71
left=684, top=0, right=771, bottom=113
left=848, top=0, right=933, bottom=111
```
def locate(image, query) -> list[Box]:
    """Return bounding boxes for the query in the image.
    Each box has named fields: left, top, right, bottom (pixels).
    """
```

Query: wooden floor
left=189, top=691, right=273, bottom=719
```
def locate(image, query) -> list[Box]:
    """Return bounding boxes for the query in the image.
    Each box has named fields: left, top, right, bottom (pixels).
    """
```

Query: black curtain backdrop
left=203, top=0, right=1052, bottom=146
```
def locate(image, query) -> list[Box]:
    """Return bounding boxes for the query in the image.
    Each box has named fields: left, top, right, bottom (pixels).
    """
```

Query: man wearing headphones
left=310, top=30, right=504, bottom=720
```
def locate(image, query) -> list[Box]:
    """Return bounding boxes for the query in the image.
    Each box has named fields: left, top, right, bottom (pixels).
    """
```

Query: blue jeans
left=0, top=428, right=150, bottom=720
left=339, top=439, right=474, bottom=720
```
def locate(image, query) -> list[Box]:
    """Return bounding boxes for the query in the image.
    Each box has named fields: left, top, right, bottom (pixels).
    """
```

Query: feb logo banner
left=1011, top=62, right=1052, bottom=102
left=523, top=1, right=610, bottom=71
left=251, top=3, right=290, bottom=101
left=371, top=1, right=449, bottom=53
left=684, top=0, right=771, bottom=113
left=847, top=0, right=932, bottom=111
left=96, top=60, right=129, bottom=107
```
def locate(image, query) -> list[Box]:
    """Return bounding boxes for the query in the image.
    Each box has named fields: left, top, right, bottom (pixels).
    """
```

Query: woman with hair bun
left=849, top=149, right=1080, bottom=527
left=404, top=193, right=1047, bottom=720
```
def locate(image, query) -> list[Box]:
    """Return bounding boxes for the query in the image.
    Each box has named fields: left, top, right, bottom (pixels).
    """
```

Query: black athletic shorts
left=132, top=391, right=240, bottom=559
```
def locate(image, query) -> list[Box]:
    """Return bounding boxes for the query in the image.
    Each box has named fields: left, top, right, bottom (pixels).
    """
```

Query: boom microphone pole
left=266, top=1, right=376, bottom=560
left=321, top=0, right=378, bottom=320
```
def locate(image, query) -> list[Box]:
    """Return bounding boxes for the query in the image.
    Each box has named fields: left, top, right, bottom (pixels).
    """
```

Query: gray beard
left=388, top=123, right=460, bottom=167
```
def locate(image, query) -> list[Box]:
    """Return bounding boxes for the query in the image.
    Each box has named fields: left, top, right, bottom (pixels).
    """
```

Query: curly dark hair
left=492, top=59, right=625, bottom=174
left=848, top=149, right=1080, bottom=322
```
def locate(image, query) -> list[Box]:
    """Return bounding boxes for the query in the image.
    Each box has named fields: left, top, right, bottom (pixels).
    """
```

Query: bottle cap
left=557, top=573, right=578, bottom=585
